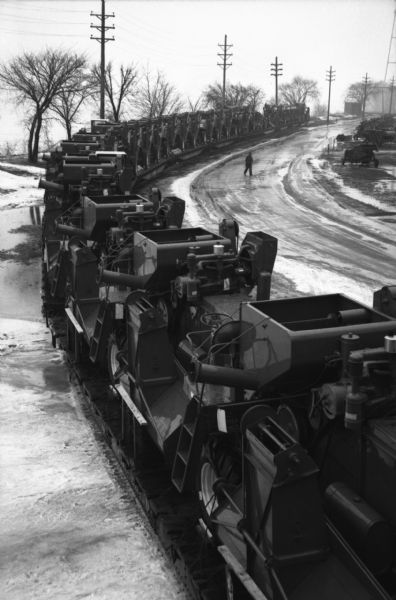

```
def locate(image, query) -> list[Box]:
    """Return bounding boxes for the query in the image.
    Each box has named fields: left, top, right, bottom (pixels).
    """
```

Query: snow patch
left=310, top=157, right=392, bottom=211
left=0, top=161, right=44, bottom=175
left=0, top=161, right=44, bottom=210
left=276, top=256, right=373, bottom=305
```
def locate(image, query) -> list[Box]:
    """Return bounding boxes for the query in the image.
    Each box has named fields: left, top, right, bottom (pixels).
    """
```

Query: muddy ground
left=321, top=145, right=396, bottom=220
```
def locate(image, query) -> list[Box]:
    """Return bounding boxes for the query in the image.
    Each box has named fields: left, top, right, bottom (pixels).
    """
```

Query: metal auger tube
left=38, top=178, right=64, bottom=193
left=194, top=362, right=262, bottom=390
left=98, top=267, right=148, bottom=289
left=55, top=223, right=90, bottom=239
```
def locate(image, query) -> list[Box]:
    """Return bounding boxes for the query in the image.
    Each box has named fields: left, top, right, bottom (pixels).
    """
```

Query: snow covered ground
left=0, top=162, right=43, bottom=209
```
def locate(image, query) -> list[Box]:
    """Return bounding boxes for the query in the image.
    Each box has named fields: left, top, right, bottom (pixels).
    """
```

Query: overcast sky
left=0, top=0, right=394, bottom=147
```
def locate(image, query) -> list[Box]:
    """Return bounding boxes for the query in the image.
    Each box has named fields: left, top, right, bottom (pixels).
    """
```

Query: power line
left=0, top=13, right=84, bottom=25
left=1, top=1, right=88, bottom=13
left=115, top=18, right=214, bottom=58
left=116, top=24, right=213, bottom=60
left=0, top=27, right=83, bottom=37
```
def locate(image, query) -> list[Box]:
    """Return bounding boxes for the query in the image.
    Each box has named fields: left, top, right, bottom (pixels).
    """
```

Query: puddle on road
left=0, top=206, right=42, bottom=251
left=0, top=345, right=71, bottom=394
left=0, top=259, right=42, bottom=320
left=0, top=206, right=43, bottom=320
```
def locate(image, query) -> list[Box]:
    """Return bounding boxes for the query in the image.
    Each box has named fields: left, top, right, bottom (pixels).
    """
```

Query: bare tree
left=345, top=80, right=381, bottom=104
left=204, top=82, right=226, bottom=108
left=91, top=62, right=139, bottom=122
left=203, top=82, right=264, bottom=111
left=243, top=85, right=265, bottom=112
left=187, top=96, right=204, bottom=112
left=135, top=69, right=184, bottom=119
left=279, top=76, right=320, bottom=105
left=0, top=49, right=87, bottom=162
left=51, top=76, right=95, bottom=140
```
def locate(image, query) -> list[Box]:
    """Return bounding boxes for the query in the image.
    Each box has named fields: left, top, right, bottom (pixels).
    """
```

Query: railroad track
left=45, top=305, right=228, bottom=600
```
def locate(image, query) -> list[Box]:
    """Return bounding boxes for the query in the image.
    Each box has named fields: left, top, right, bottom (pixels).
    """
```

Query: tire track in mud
left=282, top=155, right=395, bottom=255
left=279, top=153, right=396, bottom=298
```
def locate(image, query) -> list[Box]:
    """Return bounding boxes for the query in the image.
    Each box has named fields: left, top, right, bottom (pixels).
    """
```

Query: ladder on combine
left=172, top=396, right=203, bottom=493
left=89, top=300, right=113, bottom=365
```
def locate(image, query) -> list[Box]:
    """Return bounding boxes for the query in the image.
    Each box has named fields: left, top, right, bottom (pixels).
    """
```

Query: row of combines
left=40, top=117, right=396, bottom=600
left=76, top=103, right=309, bottom=180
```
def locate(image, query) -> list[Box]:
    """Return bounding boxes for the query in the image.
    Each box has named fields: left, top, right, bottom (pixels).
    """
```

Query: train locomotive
left=40, top=112, right=396, bottom=600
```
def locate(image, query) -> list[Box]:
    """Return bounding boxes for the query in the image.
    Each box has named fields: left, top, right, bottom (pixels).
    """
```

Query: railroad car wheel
left=198, top=435, right=241, bottom=528
left=154, top=296, right=171, bottom=327
left=199, top=458, right=219, bottom=521
left=107, top=332, right=127, bottom=384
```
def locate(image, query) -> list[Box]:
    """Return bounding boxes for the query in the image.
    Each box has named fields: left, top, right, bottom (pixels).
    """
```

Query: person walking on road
left=244, top=151, right=253, bottom=176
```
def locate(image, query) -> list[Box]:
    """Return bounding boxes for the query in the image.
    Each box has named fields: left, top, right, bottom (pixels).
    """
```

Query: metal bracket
left=65, top=307, right=83, bottom=361
left=218, top=545, right=270, bottom=600
left=65, top=307, right=84, bottom=335
left=114, top=383, right=147, bottom=426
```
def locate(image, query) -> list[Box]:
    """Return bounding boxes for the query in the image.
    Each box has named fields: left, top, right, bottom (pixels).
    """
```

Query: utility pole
left=326, top=66, right=335, bottom=125
left=270, top=56, right=283, bottom=106
left=389, top=76, right=395, bottom=113
left=90, top=0, right=115, bottom=119
left=362, top=72, right=370, bottom=119
left=217, top=34, right=233, bottom=111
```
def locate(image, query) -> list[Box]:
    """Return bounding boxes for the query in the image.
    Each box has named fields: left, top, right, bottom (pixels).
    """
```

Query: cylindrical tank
left=325, top=481, right=394, bottom=574
left=336, top=308, right=370, bottom=325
